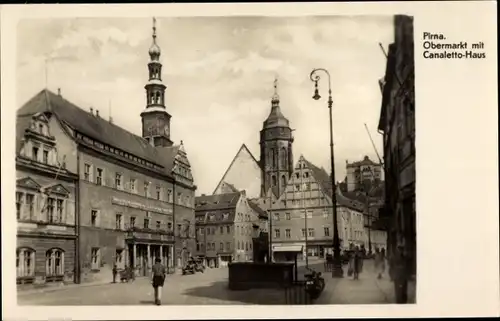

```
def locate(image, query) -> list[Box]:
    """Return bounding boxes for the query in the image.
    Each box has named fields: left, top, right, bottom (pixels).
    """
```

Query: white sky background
left=16, top=16, right=394, bottom=196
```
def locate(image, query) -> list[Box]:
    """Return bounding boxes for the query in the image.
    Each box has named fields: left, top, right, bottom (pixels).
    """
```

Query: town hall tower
left=140, top=17, right=173, bottom=147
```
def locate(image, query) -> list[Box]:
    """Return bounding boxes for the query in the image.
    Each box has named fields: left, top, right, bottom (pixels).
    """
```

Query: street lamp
left=309, top=68, right=344, bottom=278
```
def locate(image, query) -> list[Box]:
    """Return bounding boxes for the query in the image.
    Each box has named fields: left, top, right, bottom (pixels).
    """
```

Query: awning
left=272, top=245, right=303, bottom=253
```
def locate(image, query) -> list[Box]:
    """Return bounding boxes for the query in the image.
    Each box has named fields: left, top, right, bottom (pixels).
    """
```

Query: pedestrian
left=151, top=257, right=166, bottom=305
left=112, top=264, right=117, bottom=283
left=353, top=246, right=361, bottom=280
left=379, top=248, right=386, bottom=279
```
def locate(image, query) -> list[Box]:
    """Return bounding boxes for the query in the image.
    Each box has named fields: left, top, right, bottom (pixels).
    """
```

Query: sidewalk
left=316, top=260, right=416, bottom=304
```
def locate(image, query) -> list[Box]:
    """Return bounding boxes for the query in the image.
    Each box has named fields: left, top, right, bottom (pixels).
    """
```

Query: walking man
left=151, top=257, right=166, bottom=305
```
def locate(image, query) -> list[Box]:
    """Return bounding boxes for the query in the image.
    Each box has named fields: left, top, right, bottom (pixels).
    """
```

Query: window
left=43, top=150, right=49, bottom=164
left=301, top=228, right=306, bottom=237
left=91, top=210, right=98, bottom=226
left=17, top=248, right=35, bottom=277
left=305, top=182, right=311, bottom=190
left=281, top=175, right=286, bottom=187
left=16, top=192, right=23, bottom=219
left=295, top=184, right=301, bottom=191
left=285, top=213, right=291, bottom=220
left=177, top=192, right=182, bottom=204
left=285, top=229, right=291, bottom=239
left=304, top=172, right=309, bottom=178
left=96, top=168, right=103, bottom=185
left=130, top=179, right=136, bottom=193
left=32, top=146, right=39, bottom=161
left=91, top=248, right=100, bottom=270
left=323, top=210, right=329, bottom=218
left=84, top=164, right=92, bottom=182
left=115, top=173, right=122, bottom=189
left=156, top=186, right=161, bottom=200
left=56, top=199, right=64, bottom=222
left=220, top=226, right=224, bottom=234
left=272, top=175, right=277, bottom=187
left=115, top=214, right=122, bottom=230
left=46, top=248, right=64, bottom=277
left=220, top=242, right=224, bottom=251
left=295, top=173, right=299, bottom=179
left=324, top=227, right=330, bottom=237
left=226, top=225, right=231, bottom=233
left=245, top=242, right=249, bottom=251
left=226, top=242, right=231, bottom=251
left=156, top=221, right=161, bottom=229
left=237, top=241, right=240, bottom=250
left=207, top=227, right=211, bottom=235
left=211, top=243, right=215, bottom=251
left=273, top=213, right=279, bottom=221
left=274, top=229, right=280, bottom=238
left=47, top=198, right=55, bottom=223
left=21, top=193, right=33, bottom=220
left=144, top=182, right=150, bottom=197
left=167, top=189, right=172, bottom=202
left=196, top=243, right=200, bottom=251
left=308, top=228, right=315, bottom=237
left=144, top=218, right=150, bottom=229
left=167, top=222, right=172, bottom=231
left=177, top=224, right=182, bottom=236
left=38, top=123, right=44, bottom=134
left=130, top=216, right=136, bottom=228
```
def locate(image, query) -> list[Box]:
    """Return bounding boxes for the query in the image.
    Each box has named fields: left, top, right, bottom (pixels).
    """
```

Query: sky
left=16, top=16, right=394, bottom=196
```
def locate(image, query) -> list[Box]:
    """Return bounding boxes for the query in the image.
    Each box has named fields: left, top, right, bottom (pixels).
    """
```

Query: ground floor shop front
left=16, top=234, right=76, bottom=285
left=127, top=242, right=175, bottom=276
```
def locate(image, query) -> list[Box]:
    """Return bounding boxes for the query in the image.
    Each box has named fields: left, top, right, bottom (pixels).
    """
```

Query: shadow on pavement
left=182, top=281, right=286, bottom=305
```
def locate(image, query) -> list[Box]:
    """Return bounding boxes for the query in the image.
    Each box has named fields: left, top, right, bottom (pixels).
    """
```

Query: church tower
left=140, top=17, right=173, bottom=147
left=259, top=77, right=294, bottom=197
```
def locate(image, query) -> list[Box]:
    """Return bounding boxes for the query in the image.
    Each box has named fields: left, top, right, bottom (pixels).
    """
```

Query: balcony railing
left=124, top=225, right=175, bottom=242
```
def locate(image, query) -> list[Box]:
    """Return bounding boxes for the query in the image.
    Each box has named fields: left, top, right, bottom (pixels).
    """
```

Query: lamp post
left=309, top=68, right=344, bottom=278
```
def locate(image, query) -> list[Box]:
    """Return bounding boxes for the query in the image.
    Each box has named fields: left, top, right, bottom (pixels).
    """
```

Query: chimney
left=96, top=110, right=100, bottom=118
left=90, top=107, right=93, bottom=115
left=57, top=88, right=61, bottom=96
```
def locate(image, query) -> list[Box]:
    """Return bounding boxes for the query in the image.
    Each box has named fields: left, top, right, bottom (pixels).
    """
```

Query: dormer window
left=38, top=123, right=44, bottom=135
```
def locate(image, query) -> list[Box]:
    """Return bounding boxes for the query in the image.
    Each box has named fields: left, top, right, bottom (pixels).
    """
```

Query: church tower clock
left=140, top=17, right=173, bottom=147
left=259, top=78, right=294, bottom=197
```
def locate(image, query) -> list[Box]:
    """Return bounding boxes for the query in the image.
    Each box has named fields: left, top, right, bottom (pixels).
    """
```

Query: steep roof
left=302, top=157, right=334, bottom=198
left=346, top=155, right=381, bottom=168
left=195, top=192, right=241, bottom=212
left=248, top=199, right=268, bottom=219
left=212, top=143, right=262, bottom=198
left=17, top=89, right=181, bottom=177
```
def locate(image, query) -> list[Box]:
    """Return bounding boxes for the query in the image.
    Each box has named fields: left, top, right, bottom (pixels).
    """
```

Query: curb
left=17, top=277, right=150, bottom=296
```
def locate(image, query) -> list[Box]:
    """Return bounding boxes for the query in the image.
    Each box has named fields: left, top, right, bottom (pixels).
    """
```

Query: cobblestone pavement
left=17, top=260, right=413, bottom=305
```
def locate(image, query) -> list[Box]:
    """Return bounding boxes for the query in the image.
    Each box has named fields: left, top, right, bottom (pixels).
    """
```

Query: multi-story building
left=269, top=156, right=369, bottom=261
left=16, top=19, right=196, bottom=283
left=194, top=191, right=261, bottom=267
left=15, top=111, right=79, bottom=285
left=346, top=156, right=383, bottom=192
left=377, top=15, right=416, bottom=300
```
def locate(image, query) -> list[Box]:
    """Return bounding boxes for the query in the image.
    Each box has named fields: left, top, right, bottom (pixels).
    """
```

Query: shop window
left=17, top=248, right=35, bottom=278
left=46, top=248, right=65, bottom=279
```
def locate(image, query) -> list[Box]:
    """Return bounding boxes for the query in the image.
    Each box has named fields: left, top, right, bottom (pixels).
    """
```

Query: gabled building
left=15, top=18, right=196, bottom=284
left=16, top=112, right=79, bottom=285
left=194, top=191, right=261, bottom=267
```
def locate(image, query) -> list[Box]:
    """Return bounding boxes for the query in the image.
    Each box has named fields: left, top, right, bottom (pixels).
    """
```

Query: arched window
left=46, top=248, right=65, bottom=278
left=280, top=147, right=287, bottom=168
left=281, top=175, right=286, bottom=187
left=17, top=248, right=35, bottom=278
left=272, top=175, right=277, bottom=187
left=269, top=148, right=276, bottom=167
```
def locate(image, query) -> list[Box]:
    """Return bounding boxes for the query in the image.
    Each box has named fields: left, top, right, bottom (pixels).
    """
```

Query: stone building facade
left=194, top=191, right=261, bottom=267
left=378, top=15, right=416, bottom=294
left=16, top=111, right=79, bottom=285
left=16, top=19, right=196, bottom=284
left=345, top=155, right=383, bottom=192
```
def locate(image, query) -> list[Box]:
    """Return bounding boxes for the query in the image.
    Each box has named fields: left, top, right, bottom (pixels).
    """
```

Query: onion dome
left=263, top=77, right=290, bottom=129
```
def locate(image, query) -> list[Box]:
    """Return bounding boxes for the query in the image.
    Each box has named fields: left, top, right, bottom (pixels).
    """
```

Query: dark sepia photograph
left=13, top=14, right=416, bottom=306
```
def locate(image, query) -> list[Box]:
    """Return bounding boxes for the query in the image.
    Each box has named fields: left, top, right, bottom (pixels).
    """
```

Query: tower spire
left=148, top=17, right=161, bottom=61
left=272, top=75, right=280, bottom=105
